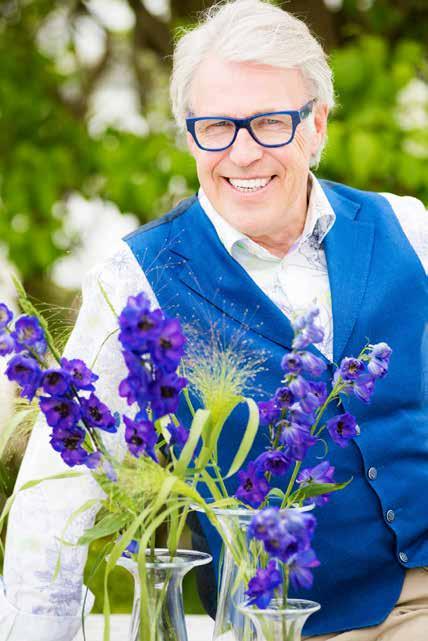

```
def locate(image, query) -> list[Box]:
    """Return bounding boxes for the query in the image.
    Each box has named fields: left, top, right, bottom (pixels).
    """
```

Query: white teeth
left=228, top=177, right=271, bottom=191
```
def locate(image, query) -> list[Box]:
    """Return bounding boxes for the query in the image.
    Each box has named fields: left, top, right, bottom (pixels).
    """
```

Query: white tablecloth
left=73, top=614, right=214, bottom=641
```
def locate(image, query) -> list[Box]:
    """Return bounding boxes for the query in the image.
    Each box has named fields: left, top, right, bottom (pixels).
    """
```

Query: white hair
left=170, top=0, right=335, bottom=165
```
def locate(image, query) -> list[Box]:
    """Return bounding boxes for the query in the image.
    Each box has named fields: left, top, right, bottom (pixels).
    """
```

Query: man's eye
left=259, top=118, right=282, bottom=127
left=209, top=121, right=232, bottom=129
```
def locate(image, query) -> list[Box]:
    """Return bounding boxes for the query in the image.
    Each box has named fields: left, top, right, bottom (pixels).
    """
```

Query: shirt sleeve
left=381, top=192, right=428, bottom=275
left=0, top=241, right=156, bottom=641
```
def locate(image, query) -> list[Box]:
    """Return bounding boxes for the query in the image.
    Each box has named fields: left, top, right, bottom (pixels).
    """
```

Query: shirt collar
left=198, top=173, right=336, bottom=260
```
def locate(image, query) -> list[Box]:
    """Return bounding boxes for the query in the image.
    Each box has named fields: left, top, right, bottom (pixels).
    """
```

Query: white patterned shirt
left=0, top=176, right=427, bottom=641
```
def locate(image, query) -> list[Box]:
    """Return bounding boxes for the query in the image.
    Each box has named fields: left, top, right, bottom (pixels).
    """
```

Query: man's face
left=187, top=57, right=328, bottom=239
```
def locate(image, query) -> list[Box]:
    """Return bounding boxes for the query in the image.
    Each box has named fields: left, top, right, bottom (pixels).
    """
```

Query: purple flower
left=248, top=508, right=280, bottom=542
left=249, top=508, right=317, bottom=566
left=150, top=318, right=186, bottom=372
left=258, top=399, right=281, bottom=426
left=291, top=310, right=324, bottom=349
left=12, top=316, right=46, bottom=354
left=0, top=304, right=13, bottom=328
left=279, top=510, right=316, bottom=551
left=119, top=293, right=163, bottom=353
left=297, top=461, right=335, bottom=506
left=85, top=451, right=102, bottom=469
left=80, top=394, right=117, bottom=433
left=41, top=369, right=70, bottom=396
left=119, top=374, right=143, bottom=406
left=235, top=462, right=270, bottom=508
left=149, top=371, right=187, bottom=417
left=40, top=396, right=81, bottom=429
left=278, top=420, right=316, bottom=461
left=288, top=403, right=314, bottom=427
left=5, top=354, right=42, bottom=400
left=60, top=358, right=99, bottom=391
left=122, top=539, right=140, bottom=558
left=367, top=358, right=388, bottom=379
left=124, top=415, right=158, bottom=460
left=306, top=381, right=328, bottom=406
left=0, top=332, right=15, bottom=356
left=289, top=548, right=320, bottom=591
left=255, top=450, right=291, bottom=477
left=326, top=412, right=358, bottom=447
left=280, top=353, right=302, bottom=375
left=365, top=342, right=391, bottom=381
left=352, top=374, right=375, bottom=404
left=298, top=460, right=335, bottom=486
left=50, top=425, right=83, bottom=456
left=119, top=351, right=151, bottom=406
left=299, top=351, right=326, bottom=377
left=273, top=386, right=295, bottom=409
left=338, top=357, right=365, bottom=381
left=263, top=523, right=299, bottom=563
left=288, top=375, right=310, bottom=399
left=167, top=421, right=189, bottom=451
left=369, top=341, right=392, bottom=360
left=246, top=560, right=282, bottom=609
left=50, top=427, right=100, bottom=470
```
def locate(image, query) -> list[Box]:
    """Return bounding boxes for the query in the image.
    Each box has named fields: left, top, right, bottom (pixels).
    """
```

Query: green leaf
left=77, top=512, right=131, bottom=546
left=175, top=409, right=210, bottom=477
left=225, top=398, right=259, bottom=479
left=293, top=477, right=353, bottom=502
left=267, top=487, right=285, bottom=501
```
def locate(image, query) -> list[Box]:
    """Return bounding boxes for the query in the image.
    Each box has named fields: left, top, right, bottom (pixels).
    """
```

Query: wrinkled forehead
left=189, top=56, right=309, bottom=118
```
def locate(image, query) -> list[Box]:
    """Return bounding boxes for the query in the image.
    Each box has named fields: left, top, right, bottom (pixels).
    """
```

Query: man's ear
left=310, top=102, right=329, bottom=157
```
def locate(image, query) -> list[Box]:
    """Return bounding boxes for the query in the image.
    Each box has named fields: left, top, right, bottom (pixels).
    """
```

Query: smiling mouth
left=225, top=176, right=275, bottom=193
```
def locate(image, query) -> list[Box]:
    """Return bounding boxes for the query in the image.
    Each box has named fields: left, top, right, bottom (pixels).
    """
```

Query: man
left=1, top=1, right=427, bottom=640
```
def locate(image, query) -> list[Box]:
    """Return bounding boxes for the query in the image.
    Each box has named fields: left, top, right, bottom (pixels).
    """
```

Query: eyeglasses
left=186, top=99, right=316, bottom=152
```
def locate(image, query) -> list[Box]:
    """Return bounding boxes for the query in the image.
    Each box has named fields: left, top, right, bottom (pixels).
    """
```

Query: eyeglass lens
left=194, top=114, right=294, bottom=149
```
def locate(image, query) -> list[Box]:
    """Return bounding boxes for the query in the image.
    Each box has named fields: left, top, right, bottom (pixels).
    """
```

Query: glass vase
left=237, top=598, right=320, bottom=641
left=212, top=504, right=314, bottom=641
left=117, top=548, right=212, bottom=641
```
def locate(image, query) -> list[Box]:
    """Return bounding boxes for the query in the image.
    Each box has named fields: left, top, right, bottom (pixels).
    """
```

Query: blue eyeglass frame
left=186, top=99, right=316, bottom=152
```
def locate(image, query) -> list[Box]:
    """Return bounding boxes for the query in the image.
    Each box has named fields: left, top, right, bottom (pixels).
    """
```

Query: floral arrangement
left=0, top=282, right=391, bottom=640
left=0, top=282, right=259, bottom=641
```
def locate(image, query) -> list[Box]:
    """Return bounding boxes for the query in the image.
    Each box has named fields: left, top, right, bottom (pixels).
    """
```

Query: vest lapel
left=322, top=184, right=375, bottom=363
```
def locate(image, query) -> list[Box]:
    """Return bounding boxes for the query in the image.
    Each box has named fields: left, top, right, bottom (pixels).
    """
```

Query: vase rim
left=209, top=503, right=314, bottom=518
left=238, top=597, right=321, bottom=617
left=191, top=497, right=314, bottom=517
left=117, top=548, right=212, bottom=571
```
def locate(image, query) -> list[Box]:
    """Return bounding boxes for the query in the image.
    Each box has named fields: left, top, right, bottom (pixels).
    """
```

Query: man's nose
left=228, top=127, right=264, bottom=166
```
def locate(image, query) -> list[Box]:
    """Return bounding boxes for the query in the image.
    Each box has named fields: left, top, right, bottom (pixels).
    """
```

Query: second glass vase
left=237, top=598, right=321, bottom=641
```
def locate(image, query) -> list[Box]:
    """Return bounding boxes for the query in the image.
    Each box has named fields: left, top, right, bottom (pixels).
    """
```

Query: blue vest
left=124, top=180, right=428, bottom=636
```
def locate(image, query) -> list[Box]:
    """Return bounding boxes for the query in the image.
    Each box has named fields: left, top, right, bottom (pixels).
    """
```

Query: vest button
left=399, top=552, right=408, bottom=563
left=386, top=509, right=395, bottom=522
left=367, top=467, right=377, bottom=480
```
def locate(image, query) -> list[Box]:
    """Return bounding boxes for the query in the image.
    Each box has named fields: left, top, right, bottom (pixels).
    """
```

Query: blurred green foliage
left=0, top=0, right=426, bottom=287
left=323, top=35, right=428, bottom=201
